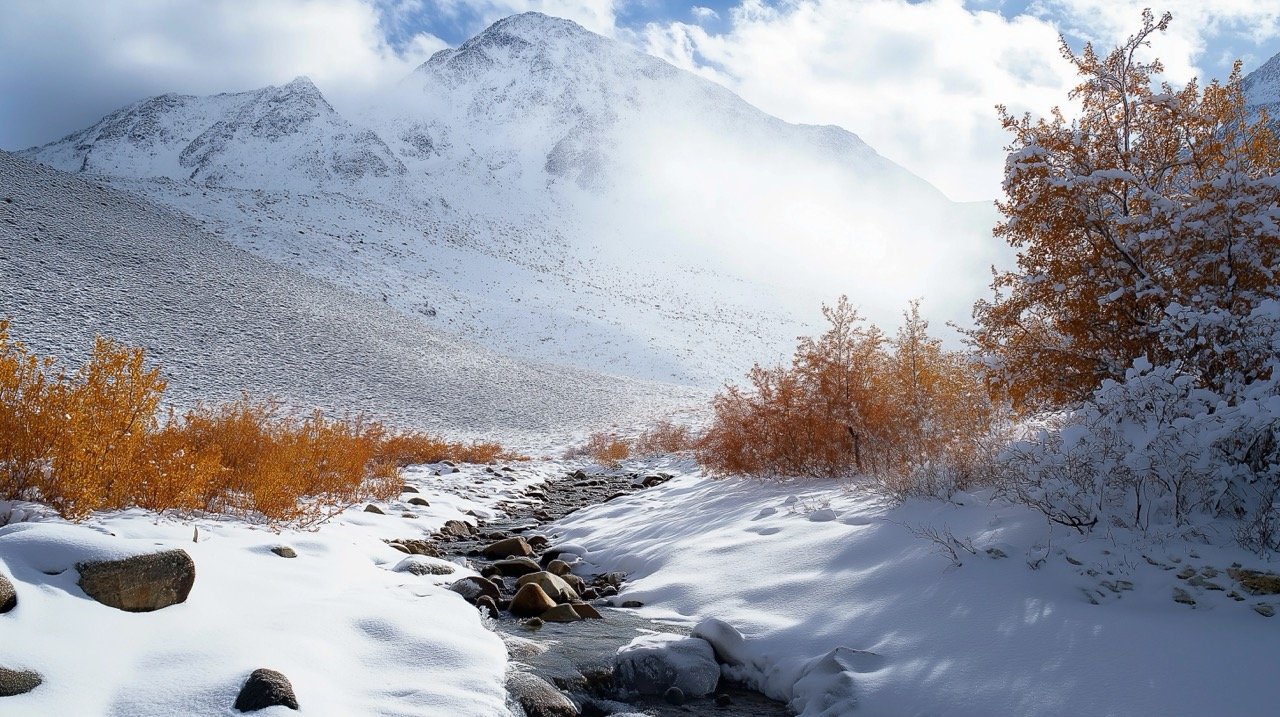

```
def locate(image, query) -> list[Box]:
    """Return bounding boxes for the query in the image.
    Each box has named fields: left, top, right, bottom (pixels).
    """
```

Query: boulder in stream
left=614, top=633, right=720, bottom=698
left=511, top=583, right=558, bottom=617
left=483, top=536, right=533, bottom=559
left=516, top=571, right=579, bottom=603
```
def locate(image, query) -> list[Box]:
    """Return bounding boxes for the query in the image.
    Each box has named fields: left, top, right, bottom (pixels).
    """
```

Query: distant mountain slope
left=1244, top=50, right=1280, bottom=133
left=22, top=12, right=1002, bottom=386
left=0, top=151, right=702, bottom=445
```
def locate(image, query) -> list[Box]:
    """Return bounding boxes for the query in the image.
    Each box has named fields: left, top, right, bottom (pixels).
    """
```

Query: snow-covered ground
left=5, top=452, right=1280, bottom=716
left=0, top=461, right=565, bottom=717
left=553, top=461, right=1280, bottom=716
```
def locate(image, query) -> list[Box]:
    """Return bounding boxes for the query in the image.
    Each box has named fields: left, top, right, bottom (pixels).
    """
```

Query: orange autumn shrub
left=375, top=430, right=512, bottom=466
left=0, top=321, right=509, bottom=524
left=697, top=297, right=993, bottom=487
left=566, top=431, right=631, bottom=466
left=633, top=420, right=695, bottom=455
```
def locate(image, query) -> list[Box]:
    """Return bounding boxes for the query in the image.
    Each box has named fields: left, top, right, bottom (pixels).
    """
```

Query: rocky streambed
left=403, top=465, right=792, bottom=717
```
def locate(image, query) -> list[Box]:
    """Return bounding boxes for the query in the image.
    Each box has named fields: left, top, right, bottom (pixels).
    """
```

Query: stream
left=425, top=466, right=793, bottom=717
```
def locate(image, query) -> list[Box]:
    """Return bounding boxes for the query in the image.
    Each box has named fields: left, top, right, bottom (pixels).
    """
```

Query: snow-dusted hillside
left=1245, top=49, right=1280, bottom=132
left=22, top=12, right=1001, bottom=387
left=0, top=151, right=703, bottom=446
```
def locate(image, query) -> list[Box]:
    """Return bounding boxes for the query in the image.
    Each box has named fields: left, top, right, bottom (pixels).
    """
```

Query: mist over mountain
left=24, top=12, right=1001, bottom=386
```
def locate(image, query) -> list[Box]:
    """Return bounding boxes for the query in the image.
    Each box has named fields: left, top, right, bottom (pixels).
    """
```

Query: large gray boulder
left=76, top=549, right=195, bottom=612
left=614, top=633, right=719, bottom=698
left=234, top=668, right=299, bottom=712
left=0, top=573, right=15, bottom=614
left=0, top=667, right=42, bottom=697
left=448, top=576, right=501, bottom=605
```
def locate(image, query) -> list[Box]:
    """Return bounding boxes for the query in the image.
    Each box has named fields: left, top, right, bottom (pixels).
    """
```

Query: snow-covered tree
left=970, top=10, right=1280, bottom=410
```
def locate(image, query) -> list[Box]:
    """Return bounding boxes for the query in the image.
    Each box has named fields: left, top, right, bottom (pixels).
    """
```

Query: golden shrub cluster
left=564, top=420, right=697, bottom=467
left=697, top=298, right=993, bottom=482
left=0, top=321, right=507, bottom=524
left=633, top=420, right=695, bottom=456
left=374, top=430, right=513, bottom=467
left=566, top=431, right=632, bottom=466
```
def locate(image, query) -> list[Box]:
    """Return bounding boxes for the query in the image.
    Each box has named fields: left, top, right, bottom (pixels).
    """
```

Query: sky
left=2, top=0, right=1278, bottom=201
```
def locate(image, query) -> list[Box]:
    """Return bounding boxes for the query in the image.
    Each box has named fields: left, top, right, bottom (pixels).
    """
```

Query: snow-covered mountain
left=23, top=12, right=1000, bottom=386
left=0, top=151, right=703, bottom=446
left=1245, top=49, right=1280, bottom=132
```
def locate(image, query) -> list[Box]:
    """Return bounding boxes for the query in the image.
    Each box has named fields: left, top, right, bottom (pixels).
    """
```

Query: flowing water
left=430, top=467, right=793, bottom=716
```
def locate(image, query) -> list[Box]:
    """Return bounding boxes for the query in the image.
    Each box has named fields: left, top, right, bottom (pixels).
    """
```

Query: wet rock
left=408, top=497, right=430, bottom=507
left=563, top=574, right=586, bottom=595
left=511, top=583, right=558, bottom=617
left=394, top=557, right=455, bottom=576
left=620, top=600, right=644, bottom=609
left=440, top=519, right=475, bottom=538
left=449, top=576, right=501, bottom=605
left=483, top=537, right=533, bottom=560
left=476, top=595, right=500, bottom=619
left=547, top=559, right=572, bottom=576
left=270, top=546, right=297, bottom=559
left=524, top=617, right=545, bottom=629
left=493, top=557, right=542, bottom=577
left=234, top=668, right=299, bottom=712
left=0, top=667, right=41, bottom=697
left=77, top=549, right=195, bottom=612
left=715, top=693, right=733, bottom=707
left=363, top=504, right=385, bottom=515
left=581, top=587, right=598, bottom=600
left=506, top=671, right=578, bottom=717
left=384, top=539, right=441, bottom=557
left=527, top=535, right=550, bottom=550
left=570, top=469, right=589, bottom=480
left=516, top=572, right=579, bottom=603
left=570, top=602, right=603, bottom=620
left=0, top=574, right=15, bottom=614
left=540, top=604, right=584, bottom=623
left=615, top=633, right=719, bottom=698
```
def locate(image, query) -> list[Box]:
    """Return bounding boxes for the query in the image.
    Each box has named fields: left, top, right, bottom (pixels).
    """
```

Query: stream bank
left=410, top=464, right=792, bottom=717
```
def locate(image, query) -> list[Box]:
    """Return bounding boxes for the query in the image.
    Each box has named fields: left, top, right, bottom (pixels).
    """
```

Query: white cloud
left=691, top=6, right=720, bottom=23
left=643, top=0, right=1075, bottom=202
left=641, top=0, right=1280, bottom=201
left=0, top=0, right=450, bottom=149
left=1030, top=0, right=1280, bottom=81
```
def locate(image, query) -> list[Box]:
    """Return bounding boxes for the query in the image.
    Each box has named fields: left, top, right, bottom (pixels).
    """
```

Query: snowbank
left=553, top=467, right=1280, bottom=716
left=0, top=460, right=572, bottom=716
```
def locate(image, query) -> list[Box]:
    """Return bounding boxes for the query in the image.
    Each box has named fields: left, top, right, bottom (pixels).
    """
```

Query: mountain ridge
left=22, top=12, right=999, bottom=387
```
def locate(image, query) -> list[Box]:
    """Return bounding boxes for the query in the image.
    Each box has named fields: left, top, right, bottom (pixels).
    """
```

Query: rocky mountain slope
left=1245, top=49, right=1280, bottom=132
left=23, top=12, right=1000, bottom=386
left=0, top=151, right=703, bottom=445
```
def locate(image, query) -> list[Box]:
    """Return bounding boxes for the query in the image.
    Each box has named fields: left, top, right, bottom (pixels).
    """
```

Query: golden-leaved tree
left=970, top=10, right=1280, bottom=410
